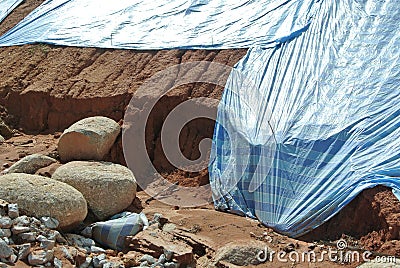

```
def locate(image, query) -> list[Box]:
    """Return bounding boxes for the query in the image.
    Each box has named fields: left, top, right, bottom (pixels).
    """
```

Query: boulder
left=58, top=116, right=120, bottom=162
left=52, top=161, right=136, bottom=220
left=0, top=174, right=87, bottom=230
left=2, top=154, right=56, bottom=174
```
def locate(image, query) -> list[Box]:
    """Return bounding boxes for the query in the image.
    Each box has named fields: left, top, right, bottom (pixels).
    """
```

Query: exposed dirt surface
left=0, top=0, right=399, bottom=267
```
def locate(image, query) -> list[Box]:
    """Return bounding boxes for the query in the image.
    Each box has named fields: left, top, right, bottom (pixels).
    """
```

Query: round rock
left=2, top=154, right=56, bottom=174
left=52, top=161, right=137, bottom=220
left=58, top=116, right=120, bottom=162
left=0, top=174, right=87, bottom=230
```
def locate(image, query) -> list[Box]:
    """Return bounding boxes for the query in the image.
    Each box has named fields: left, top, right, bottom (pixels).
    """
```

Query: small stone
left=49, top=230, right=67, bottom=244
left=140, top=254, right=156, bottom=264
left=41, top=217, right=59, bottom=229
left=97, top=260, right=107, bottom=267
left=65, top=234, right=95, bottom=248
left=13, top=215, right=30, bottom=226
left=0, top=262, right=6, bottom=268
left=150, top=213, right=163, bottom=226
left=283, top=243, right=295, bottom=253
left=45, top=262, right=52, bottom=267
left=79, top=256, right=92, bottom=268
left=0, top=229, right=11, bottom=238
left=122, top=251, right=140, bottom=267
left=0, top=217, right=12, bottom=229
left=140, top=261, right=149, bottom=267
left=81, top=226, right=93, bottom=238
left=103, top=261, right=123, bottom=268
left=164, top=262, right=179, bottom=268
left=12, top=226, right=30, bottom=235
left=18, top=232, right=36, bottom=242
left=18, top=243, right=31, bottom=260
left=158, top=254, right=166, bottom=264
left=40, top=239, right=55, bottom=250
left=60, top=246, right=74, bottom=262
left=28, top=250, right=54, bottom=266
left=0, top=239, right=13, bottom=258
left=36, top=235, right=47, bottom=242
left=93, top=253, right=106, bottom=268
left=8, top=254, right=17, bottom=264
left=30, top=217, right=42, bottom=227
left=54, top=257, right=62, bottom=268
left=163, top=249, right=173, bottom=261
left=90, top=246, right=105, bottom=254
left=162, top=223, right=176, bottom=233
left=7, top=204, right=19, bottom=219
left=2, top=237, right=10, bottom=245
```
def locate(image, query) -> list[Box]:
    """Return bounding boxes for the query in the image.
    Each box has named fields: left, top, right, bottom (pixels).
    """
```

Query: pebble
left=164, top=263, right=179, bottom=268
left=164, top=249, right=173, bottom=261
left=7, top=204, right=19, bottom=219
left=17, top=243, right=31, bottom=260
left=54, top=257, right=62, bottom=268
left=90, top=246, right=106, bottom=254
left=0, top=239, right=12, bottom=258
left=0, top=217, right=12, bottom=229
left=158, top=254, right=166, bottom=264
left=140, top=254, right=157, bottom=264
left=0, top=262, right=6, bottom=268
left=2, top=237, right=11, bottom=244
left=11, top=226, right=30, bottom=235
left=40, top=239, right=55, bottom=250
left=60, top=246, right=75, bottom=262
left=66, top=234, right=95, bottom=248
left=41, top=217, right=59, bottom=229
left=93, top=253, right=107, bottom=268
left=8, top=253, right=17, bottom=264
left=103, top=261, right=123, bottom=268
left=28, top=250, right=54, bottom=266
left=30, top=217, right=42, bottom=227
left=80, top=256, right=93, bottom=268
left=18, top=232, right=36, bottom=242
left=49, top=230, right=67, bottom=244
left=0, top=229, right=11, bottom=238
left=81, top=226, right=93, bottom=238
left=13, top=215, right=30, bottom=226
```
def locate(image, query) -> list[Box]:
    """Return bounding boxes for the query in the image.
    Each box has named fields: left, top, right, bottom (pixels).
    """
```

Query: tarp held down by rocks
left=0, top=0, right=24, bottom=23
left=0, top=0, right=400, bottom=237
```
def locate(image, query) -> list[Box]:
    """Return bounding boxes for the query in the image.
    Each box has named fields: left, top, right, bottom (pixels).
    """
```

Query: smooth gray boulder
left=58, top=116, right=120, bottom=162
left=52, top=161, right=137, bottom=220
left=2, top=154, right=56, bottom=174
left=0, top=174, right=87, bottom=230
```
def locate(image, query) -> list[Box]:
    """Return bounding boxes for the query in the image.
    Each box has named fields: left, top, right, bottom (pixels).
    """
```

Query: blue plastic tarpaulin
left=0, top=0, right=314, bottom=49
left=0, top=0, right=24, bottom=23
left=209, top=0, right=400, bottom=236
left=0, top=0, right=399, bottom=237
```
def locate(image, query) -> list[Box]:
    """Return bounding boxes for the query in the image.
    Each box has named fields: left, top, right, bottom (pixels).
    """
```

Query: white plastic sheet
left=0, top=0, right=23, bottom=23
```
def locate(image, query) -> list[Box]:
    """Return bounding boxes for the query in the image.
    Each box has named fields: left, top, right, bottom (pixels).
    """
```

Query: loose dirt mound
left=1, top=0, right=399, bottom=261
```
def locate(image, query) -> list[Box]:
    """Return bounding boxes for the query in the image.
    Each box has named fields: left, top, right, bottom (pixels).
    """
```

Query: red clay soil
left=0, top=0, right=399, bottom=262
